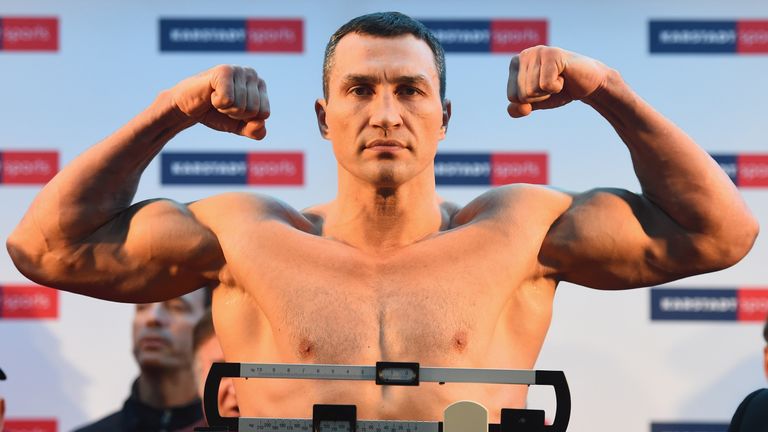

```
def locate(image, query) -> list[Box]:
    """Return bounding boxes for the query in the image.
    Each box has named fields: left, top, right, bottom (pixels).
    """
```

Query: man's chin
left=370, top=165, right=399, bottom=187
left=137, top=354, right=176, bottom=371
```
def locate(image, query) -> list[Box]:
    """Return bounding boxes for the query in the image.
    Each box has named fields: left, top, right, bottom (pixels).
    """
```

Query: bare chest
left=216, top=224, right=549, bottom=366
left=274, top=263, right=504, bottom=363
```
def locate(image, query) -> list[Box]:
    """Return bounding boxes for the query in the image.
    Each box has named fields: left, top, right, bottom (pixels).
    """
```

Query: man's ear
left=315, top=99, right=329, bottom=139
left=440, top=99, right=452, bottom=136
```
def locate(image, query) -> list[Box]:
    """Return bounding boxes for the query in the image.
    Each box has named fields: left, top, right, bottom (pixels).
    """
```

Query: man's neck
left=325, top=169, right=446, bottom=253
left=137, top=367, right=199, bottom=409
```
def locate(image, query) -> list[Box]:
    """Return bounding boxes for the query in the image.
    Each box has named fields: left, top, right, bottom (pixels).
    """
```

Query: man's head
left=132, top=287, right=210, bottom=373
left=316, top=12, right=451, bottom=189
left=192, top=307, right=239, bottom=417
left=763, top=315, right=768, bottom=379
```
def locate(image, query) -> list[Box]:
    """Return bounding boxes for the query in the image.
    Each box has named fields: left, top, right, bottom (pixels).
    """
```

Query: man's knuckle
left=541, top=80, right=558, bottom=92
left=248, top=69, right=259, bottom=79
left=213, top=64, right=232, bottom=76
left=216, top=94, right=234, bottom=107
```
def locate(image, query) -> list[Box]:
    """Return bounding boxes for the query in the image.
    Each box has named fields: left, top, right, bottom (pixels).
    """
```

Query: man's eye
left=351, top=87, right=372, bottom=96
left=166, top=300, right=190, bottom=313
left=398, top=87, right=420, bottom=96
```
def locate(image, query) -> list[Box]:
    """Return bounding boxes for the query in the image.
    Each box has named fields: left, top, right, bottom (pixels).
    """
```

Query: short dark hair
left=193, top=306, right=215, bottom=354
left=322, top=11, right=446, bottom=101
left=763, top=315, right=768, bottom=344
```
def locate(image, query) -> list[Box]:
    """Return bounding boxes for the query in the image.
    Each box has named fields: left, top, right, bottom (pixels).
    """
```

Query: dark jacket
left=728, top=388, right=768, bottom=432
left=72, top=379, right=205, bottom=432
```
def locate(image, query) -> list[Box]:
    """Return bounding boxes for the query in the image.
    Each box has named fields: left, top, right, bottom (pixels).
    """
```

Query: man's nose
left=369, top=93, right=402, bottom=131
left=144, top=303, right=169, bottom=327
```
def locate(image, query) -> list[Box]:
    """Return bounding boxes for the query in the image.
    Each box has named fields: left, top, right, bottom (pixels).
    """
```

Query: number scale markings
left=239, top=363, right=536, bottom=385
left=239, top=419, right=440, bottom=432
left=230, top=363, right=542, bottom=432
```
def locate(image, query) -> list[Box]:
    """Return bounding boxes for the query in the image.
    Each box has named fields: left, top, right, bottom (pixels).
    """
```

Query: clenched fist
left=507, top=46, right=611, bottom=118
left=170, top=65, right=270, bottom=140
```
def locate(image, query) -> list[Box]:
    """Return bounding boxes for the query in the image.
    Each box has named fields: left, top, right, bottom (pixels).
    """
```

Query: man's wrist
left=153, top=89, right=198, bottom=133
left=579, top=67, right=651, bottom=132
left=581, top=67, right=626, bottom=108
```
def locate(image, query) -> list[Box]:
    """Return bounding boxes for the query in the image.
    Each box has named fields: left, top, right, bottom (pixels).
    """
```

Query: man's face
left=317, top=33, right=449, bottom=187
left=132, top=291, right=206, bottom=371
left=194, top=335, right=239, bottom=417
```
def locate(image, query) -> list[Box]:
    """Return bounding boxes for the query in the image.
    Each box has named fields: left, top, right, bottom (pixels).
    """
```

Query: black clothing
left=72, top=378, right=204, bottom=432
left=728, top=388, right=768, bottom=432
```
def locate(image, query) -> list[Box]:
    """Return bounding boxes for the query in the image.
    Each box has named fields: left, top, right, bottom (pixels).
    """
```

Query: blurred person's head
left=763, top=315, right=768, bottom=379
left=193, top=307, right=239, bottom=417
left=132, top=288, right=210, bottom=373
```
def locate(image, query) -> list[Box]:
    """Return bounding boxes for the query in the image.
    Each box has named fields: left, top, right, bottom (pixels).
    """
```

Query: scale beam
left=199, top=361, right=570, bottom=432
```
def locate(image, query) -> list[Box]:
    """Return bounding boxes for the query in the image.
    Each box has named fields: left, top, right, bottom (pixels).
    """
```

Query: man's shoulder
left=729, top=388, right=768, bottom=431
left=489, top=183, right=568, bottom=200
left=193, top=191, right=286, bottom=211
left=71, top=410, right=123, bottom=432
left=192, top=192, right=307, bottom=220
left=454, top=184, right=571, bottom=223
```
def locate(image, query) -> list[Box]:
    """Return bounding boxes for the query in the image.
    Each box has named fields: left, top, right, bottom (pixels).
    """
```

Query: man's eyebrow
left=168, top=297, right=192, bottom=308
left=340, top=74, right=430, bottom=87
left=341, top=74, right=378, bottom=86
left=393, top=74, right=429, bottom=86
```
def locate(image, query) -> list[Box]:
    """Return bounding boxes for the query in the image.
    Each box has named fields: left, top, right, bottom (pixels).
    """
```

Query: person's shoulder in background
left=70, top=410, right=122, bottom=432
left=728, top=388, right=768, bottom=432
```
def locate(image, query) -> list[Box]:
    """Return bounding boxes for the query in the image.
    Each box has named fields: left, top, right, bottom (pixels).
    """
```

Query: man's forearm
left=16, top=90, right=193, bottom=245
left=583, top=70, right=756, bottom=239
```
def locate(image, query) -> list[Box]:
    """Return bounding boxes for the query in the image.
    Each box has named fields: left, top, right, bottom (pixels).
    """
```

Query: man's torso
left=197, top=185, right=568, bottom=422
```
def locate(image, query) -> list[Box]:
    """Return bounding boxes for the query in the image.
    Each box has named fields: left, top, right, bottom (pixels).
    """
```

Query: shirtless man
left=6, top=12, right=758, bottom=422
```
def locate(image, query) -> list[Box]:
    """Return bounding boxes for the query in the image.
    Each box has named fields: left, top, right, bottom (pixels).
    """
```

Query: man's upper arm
left=539, top=187, right=720, bottom=289
left=8, top=197, right=225, bottom=303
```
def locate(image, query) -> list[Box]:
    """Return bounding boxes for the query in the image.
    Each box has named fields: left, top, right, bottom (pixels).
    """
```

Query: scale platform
left=196, top=361, right=570, bottom=432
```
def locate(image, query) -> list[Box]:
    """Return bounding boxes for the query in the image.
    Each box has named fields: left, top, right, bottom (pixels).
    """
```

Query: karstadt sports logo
left=0, top=285, right=59, bottom=319
left=161, top=152, right=304, bottom=185
left=435, top=153, right=547, bottom=186
left=651, top=288, right=768, bottom=321
left=160, top=18, right=303, bottom=52
left=650, top=20, right=768, bottom=53
left=0, top=17, right=58, bottom=51
left=0, top=150, right=58, bottom=184
left=712, top=154, right=768, bottom=187
left=420, top=19, right=547, bottom=53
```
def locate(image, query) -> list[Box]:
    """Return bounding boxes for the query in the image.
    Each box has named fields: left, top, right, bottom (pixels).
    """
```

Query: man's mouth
left=139, top=336, right=170, bottom=349
left=365, top=140, right=407, bottom=152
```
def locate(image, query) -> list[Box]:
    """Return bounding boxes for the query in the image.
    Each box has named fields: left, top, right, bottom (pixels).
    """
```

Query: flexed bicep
left=9, top=198, right=224, bottom=303
left=539, top=188, right=721, bottom=289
